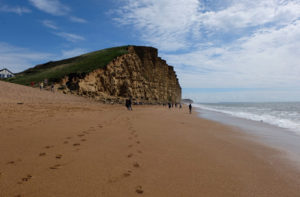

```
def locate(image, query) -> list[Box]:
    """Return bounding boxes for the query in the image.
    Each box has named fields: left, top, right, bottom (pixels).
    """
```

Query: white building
left=0, top=68, right=15, bottom=79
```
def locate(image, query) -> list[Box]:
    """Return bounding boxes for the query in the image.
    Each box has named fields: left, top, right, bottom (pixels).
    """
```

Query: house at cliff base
left=0, top=68, right=15, bottom=79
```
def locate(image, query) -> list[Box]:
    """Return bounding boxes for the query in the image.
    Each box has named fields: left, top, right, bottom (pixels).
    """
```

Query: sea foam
left=194, top=103, right=300, bottom=134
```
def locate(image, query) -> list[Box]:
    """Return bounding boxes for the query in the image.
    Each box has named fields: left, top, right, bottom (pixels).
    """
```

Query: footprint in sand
left=73, top=143, right=80, bottom=146
left=81, top=139, right=87, bottom=142
left=63, top=141, right=69, bottom=144
left=39, top=152, right=46, bottom=157
left=55, top=154, right=62, bottom=159
left=134, top=134, right=138, bottom=138
left=44, top=145, right=54, bottom=149
left=18, top=174, right=32, bottom=184
left=136, top=141, right=140, bottom=144
left=128, top=145, right=133, bottom=148
left=14, top=194, right=22, bottom=197
left=127, top=153, right=133, bottom=158
left=123, top=170, right=132, bottom=178
left=78, top=134, right=85, bottom=137
left=49, top=164, right=61, bottom=170
left=135, top=185, right=144, bottom=194
left=137, top=150, right=142, bottom=154
left=7, top=161, right=15, bottom=165
left=7, top=158, right=22, bottom=165
left=133, top=162, right=140, bottom=168
left=83, top=131, right=89, bottom=134
left=66, top=137, right=72, bottom=140
left=98, top=125, right=103, bottom=128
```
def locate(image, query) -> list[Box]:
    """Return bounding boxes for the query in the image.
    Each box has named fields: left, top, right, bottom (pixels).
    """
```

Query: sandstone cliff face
left=58, top=46, right=181, bottom=104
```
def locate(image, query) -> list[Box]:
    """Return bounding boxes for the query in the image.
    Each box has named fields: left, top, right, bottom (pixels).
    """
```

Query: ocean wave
left=194, top=104, right=300, bottom=133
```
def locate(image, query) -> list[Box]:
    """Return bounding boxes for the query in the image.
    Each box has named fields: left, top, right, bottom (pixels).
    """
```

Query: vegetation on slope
left=6, top=46, right=128, bottom=85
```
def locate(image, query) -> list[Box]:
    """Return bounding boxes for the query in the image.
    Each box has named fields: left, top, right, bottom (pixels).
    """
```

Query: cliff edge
left=7, top=46, right=181, bottom=104
left=60, top=46, right=181, bottom=104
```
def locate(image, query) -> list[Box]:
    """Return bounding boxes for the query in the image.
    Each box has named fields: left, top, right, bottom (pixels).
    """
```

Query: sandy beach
left=1, top=81, right=300, bottom=197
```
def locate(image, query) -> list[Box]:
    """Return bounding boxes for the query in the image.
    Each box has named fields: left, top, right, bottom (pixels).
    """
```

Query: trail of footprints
left=129, top=125, right=144, bottom=194
left=4, top=124, right=103, bottom=197
left=110, top=121, right=144, bottom=195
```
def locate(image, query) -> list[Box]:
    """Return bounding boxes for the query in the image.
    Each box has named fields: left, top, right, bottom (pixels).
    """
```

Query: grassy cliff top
left=6, top=46, right=129, bottom=86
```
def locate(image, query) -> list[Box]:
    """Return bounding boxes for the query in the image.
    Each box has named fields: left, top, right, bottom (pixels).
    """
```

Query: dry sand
left=0, top=80, right=300, bottom=197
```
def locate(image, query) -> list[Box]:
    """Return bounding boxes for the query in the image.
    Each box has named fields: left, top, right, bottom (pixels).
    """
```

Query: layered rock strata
left=58, top=46, right=181, bottom=104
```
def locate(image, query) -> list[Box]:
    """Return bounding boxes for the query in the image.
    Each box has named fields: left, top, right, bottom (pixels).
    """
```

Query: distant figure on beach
left=179, top=103, right=182, bottom=109
left=189, top=104, right=192, bottom=114
left=125, top=98, right=132, bottom=110
left=51, top=83, right=55, bottom=93
left=168, top=102, right=171, bottom=109
left=128, top=98, right=132, bottom=110
left=30, top=81, right=35, bottom=87
left=125, top=99, right=129, bottom=110
left=40, top=82, right=44, bottom=90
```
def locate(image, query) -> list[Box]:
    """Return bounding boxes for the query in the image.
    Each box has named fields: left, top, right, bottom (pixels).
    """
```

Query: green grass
left=6, top=46, right=129, bottom=86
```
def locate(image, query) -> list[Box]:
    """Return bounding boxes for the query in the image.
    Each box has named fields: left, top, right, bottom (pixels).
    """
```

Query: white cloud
left=0, top=4, right=31, bottom=15
left=42, top=20, right=58, bottom=29
left=0, top=42, right=53, bottom=73
left=114, top=0, right=300, bottom=51
left=28, top=0, right=87, bottom=24
left=164, top=20, right=300, bottom=89
left=28, top=0, right=70, bottom=16
left=199, top=0, right=300, bottom=31
left=69, top=16, right=87, bottom=23
left=61, top=48, right=88, bottom=59
left=54, top=32, right=85, bottom=42
left=113, top=0, right=201, bottom=51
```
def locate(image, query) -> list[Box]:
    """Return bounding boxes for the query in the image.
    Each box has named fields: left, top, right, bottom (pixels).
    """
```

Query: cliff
left=8, top=46, right=181, bottom=104
left=59, top=46, right=181, bottom=104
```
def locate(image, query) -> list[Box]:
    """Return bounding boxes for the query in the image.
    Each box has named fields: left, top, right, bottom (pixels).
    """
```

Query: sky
left=1, top=0, right=300, bottom=102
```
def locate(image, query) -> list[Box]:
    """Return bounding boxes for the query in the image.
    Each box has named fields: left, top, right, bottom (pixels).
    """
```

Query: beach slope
left=0, top=81, right=299, bottom=197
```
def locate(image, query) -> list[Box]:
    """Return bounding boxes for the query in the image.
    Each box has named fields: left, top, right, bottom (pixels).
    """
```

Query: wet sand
left=0, top=81, right=300, bottom=197
left=197, top=108, right=300, bottom=167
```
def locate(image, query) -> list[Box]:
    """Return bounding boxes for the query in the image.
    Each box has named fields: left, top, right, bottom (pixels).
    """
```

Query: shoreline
left=1, top=81, right=300, bottom=196
left=196, top=107, right=300, bottom=168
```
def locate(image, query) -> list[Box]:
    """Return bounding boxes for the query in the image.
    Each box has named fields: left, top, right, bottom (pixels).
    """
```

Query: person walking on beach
left=189, top=104, right=192, bottom=114
left=125, top=98, right=132, bottom=111
left=125, top=99, right=129, bottom=110
left=51, top=83, right=55, bottom=93
left=40, top=82, right=44, bottom=90
left=128, top=98, right=132, bottom=110
left=168, top=102, right=171, bottom=109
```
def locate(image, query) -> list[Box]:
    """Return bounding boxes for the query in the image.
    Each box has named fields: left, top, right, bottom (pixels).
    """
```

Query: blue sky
left=1, top=0, right=300, bottom=102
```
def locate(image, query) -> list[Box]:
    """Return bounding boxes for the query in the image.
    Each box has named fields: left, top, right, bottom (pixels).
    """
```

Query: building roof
left=0, top=68, right=14, bottom=74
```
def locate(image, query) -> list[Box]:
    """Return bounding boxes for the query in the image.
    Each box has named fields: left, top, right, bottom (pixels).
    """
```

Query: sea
left=194, top=102, right=300, bottom=164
